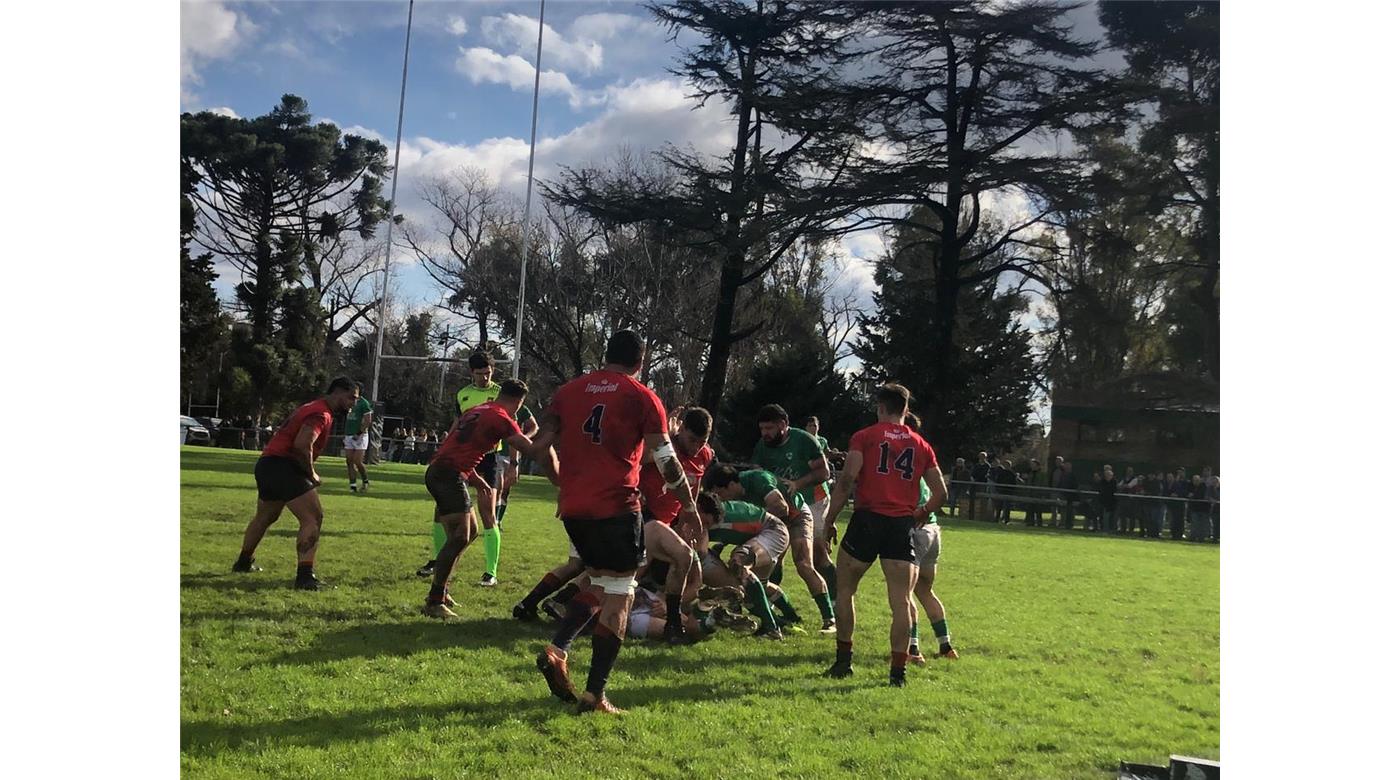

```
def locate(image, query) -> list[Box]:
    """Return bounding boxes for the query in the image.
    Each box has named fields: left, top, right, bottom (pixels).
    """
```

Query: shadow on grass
left=182, top=668, right=861, bottom=757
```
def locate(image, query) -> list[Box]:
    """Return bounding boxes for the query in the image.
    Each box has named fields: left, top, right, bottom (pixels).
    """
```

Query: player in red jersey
left=635, top=406, right=714, bottom=642
left=422, top=379, right=554, bottom=619
left=232, top=377, right=362, bottom=590
left=530, top=330, right=699, bottom=715
left=820, top=383, right=946, bottom=686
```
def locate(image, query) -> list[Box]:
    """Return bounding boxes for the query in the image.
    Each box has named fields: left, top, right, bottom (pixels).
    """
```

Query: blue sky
left=183, top=0, right=1115, bottom=382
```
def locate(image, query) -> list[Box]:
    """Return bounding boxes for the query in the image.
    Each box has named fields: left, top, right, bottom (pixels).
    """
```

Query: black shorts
left=563, top=513, right=646, bottom=573
left=254, top=455, right=316, bottom=503
left=840, top=509, right=918, bottom=564
left=474, top=451, right=502, bottom=487
left=424, top=463, right=470, bottom=516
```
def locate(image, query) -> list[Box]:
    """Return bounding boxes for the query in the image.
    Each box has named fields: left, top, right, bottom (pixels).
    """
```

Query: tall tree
left=839, top=0, right=1123, bottom=423
left=180, top=183, right=228, bottom=404
left=181, top=94, right=390, bottom=416
left=1098, top=0, right=1219, bottom=377
left=855, top=208, right=1037, bottom=461
left=548, top=0, right=866, bottom=412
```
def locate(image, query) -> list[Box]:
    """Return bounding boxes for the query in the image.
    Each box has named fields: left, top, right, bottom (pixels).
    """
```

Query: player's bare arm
left=783, top=456, right=831, bottom=496
left=824, top=449, right=862, bottom=543
left=763, top=489, right=790, bottom=520
left=918, top=465, right=948, bottom=521
left=293, top=423, right=321, bottom=485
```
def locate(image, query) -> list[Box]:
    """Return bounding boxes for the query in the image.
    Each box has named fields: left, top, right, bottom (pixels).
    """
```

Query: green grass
left=181, top=446, right=1219, bottom=779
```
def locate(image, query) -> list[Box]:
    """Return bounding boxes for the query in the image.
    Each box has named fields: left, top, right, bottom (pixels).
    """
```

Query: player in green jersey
left=751, top=404, right=837, bottom=633
left=904, top=413, right=957, bottom=662
left=343, top=394, right=374, bottom=493
left=694, top=493, right=788, bottom=639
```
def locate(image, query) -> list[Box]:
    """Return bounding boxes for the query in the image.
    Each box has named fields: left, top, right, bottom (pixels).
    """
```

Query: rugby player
left=704, top=464, right=825, bottom=632
left=821, top=383, right=946, bottom=687
left=343, top=392, right=374, bottom=493
left=422, top=379, right=552, bottom=618
left=417, top=352, right=538, bottom=584
left=232, top=376, right=362, bottom=590
left=531, top=330, right=698, bottom=715
left=902, top=413, right=958, bottom=663
left=694, top=493, right=789, bottom=639
left=752, top=405, right=837, bottom=633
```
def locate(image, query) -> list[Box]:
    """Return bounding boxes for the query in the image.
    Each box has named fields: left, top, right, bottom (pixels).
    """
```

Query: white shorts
left=344, top=433, right=369, bottom=451
left=910, top=523, right=942, bottom=569
left=784, top=504, right=815, bottom=542
left=808, top=497, right=830, bottom=538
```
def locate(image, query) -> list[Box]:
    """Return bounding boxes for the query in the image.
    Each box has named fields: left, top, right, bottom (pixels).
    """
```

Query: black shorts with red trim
left=839, top=509, right=918, bottom=564
left=563, top=512, right=646, bottom=573
left=424, top=462, right=470, bottom=516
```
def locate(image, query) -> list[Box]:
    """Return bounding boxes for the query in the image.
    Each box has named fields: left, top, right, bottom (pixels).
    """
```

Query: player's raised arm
left=645, top=431, right=696, bottom=517
left=823, top=448, right=862, bottom=544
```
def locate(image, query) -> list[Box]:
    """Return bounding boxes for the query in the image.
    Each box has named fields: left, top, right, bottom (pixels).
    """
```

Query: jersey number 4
left=876, top=442, right=915, bottom=480
left=583, top=404, right=605, bottom=444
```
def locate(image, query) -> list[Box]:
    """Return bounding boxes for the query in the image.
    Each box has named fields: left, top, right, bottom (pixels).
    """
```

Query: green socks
left=931, top=618, right=951, bottom=650
left=772, top=593, right=801, bottom=622
left=745, top=580, right=779, bottom=632
left=814, top=590, right=835, bottom=622
left=769, top=560, right=784, bottom=585
left=821, top=563, right=837, bottom=601
left=909, top=623, right=921, bottom=655
left=431, top=521, right=448, bottom=557
left=495, top=501, right=508, bottom=525
left=483, top=526, right=501, bottom=578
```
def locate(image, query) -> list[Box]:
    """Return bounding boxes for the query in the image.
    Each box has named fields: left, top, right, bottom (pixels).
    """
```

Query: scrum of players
left=232, top=330, right=957, bottom=713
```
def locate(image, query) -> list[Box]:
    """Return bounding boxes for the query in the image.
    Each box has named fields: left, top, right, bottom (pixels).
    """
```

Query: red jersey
left=432, top=401, right=522, bottom=475
left=640, top=443, right=714, bottom=524
left=847, top=421, right=938, bottom=517
left=262, top=399, right=334, bottom=460
left=546, top=369, right=668, bottom=519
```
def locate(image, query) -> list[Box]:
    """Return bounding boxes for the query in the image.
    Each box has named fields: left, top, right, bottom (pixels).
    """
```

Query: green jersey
left=455, top=381, right=535, bottom=452
left=738, top=469, right=806, bottom=513
left=816, top=434, right=829, bottom=452
left=345, top=397, right=374, bottom=435
left=709, top=500, right=773, bottom=545
left=917, top=478, right=940, bottom=526
left=751, top=428, right=828, bottom=504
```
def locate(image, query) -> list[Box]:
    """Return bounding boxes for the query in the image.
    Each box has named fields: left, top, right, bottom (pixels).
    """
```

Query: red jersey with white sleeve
left=639, top=443, right=714, bottom=525
left=432, top=401, right=522, bottom=476
left=262, top=399, right=334, bottom=460
left=847, top=421, right=938, bottom=517
left=546, top=369, right=668, bottom=520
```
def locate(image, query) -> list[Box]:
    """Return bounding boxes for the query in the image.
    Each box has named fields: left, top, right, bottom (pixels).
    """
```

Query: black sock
left=427, top=584, right=446, bottom=604
left=835, top=639, right=853, bottom=667
left=551, top=593, right=599, bottom=653
left=585, top=625, right=624, bottom=696
left=236, top=553, right=254, bottom=566
left=521, top=572, right=564, bottom=610
left=551, top=582, right=582, bottom=606
left=296, top=563, right=313, bottom=578
left=665, top=594, right=682, bottom=628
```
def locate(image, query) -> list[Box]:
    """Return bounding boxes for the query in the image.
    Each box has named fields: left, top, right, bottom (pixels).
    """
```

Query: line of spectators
left=947, top=456, right=1220, bottom=543
left=381, top=428, right=451, bottom=464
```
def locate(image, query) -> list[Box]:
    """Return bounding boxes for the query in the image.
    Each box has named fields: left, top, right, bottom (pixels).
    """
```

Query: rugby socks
left=908, top=624, right=921, bottom=657
left=427, top=583, right=447, bottom=605
left=769, top=560, right=784, bottom=585
left=296, top=562, right=314, bottom=579
left=813, top=590, right=835, bottom=622
left=890, top=651, right=909, bottom=686
left=551, top=591, right=601, bottom=654
left=835, top=639, right=854, bottom=667
left=821, top=563, right=837, bottom=602
left=585, top=623, right=624, bottom=696
left=483, top=526, right=502, bottom=578
left=665, top=594, right=683, bottom=629
left=932, top=618, right=953, bottom=654
left=431, top=522, right=448, bottom=557
left=235, top=551, right=255, bottom=567
left=745, top=580, right=780, bottom=632
left=550, top=581, right=582, bottom=608
left=495, top=502, right=508, bottom=525
left=772, top=593, right=801, bottom=623
left=520, top=572, right=564, bottom=611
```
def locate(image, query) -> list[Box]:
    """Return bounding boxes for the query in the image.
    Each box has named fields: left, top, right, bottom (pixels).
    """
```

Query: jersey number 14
left=876, top=442, right=915, bottom=480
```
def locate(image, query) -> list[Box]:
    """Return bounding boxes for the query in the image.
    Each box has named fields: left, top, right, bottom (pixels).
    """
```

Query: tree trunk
left=698, top=256, right=746, bottom=412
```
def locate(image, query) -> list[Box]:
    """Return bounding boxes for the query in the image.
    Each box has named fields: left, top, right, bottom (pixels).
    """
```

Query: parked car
left=181, top=416, right=211, bottom=445
left=196, top=416, right=223, bottom=432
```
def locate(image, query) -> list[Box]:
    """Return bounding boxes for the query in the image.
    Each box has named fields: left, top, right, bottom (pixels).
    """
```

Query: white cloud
left=446, top=15, right=468, bottom=37
left=570, top=12, right=648, bottom=41
left=180, top=1, right=254, bottom=104
left=481, top=13, right=604, bottom=75
left=209, top=106, right=239, bottom=118
left=455, top=46, right=580, bottom=102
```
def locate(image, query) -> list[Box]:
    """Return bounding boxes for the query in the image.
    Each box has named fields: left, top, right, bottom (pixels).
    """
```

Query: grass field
left=180, top=446, right=1219, bottom=779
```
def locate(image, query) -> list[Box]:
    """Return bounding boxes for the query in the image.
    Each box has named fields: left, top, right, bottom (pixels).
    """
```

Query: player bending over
left=822, top=383, right=946, bottom=687
left=694, top=493, right=790, bottom=639
left=422, top=379, right=554, bottom=618
left=232, top=376, right=362, bottom=590
left=531, top=330, right=698, bottom=715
